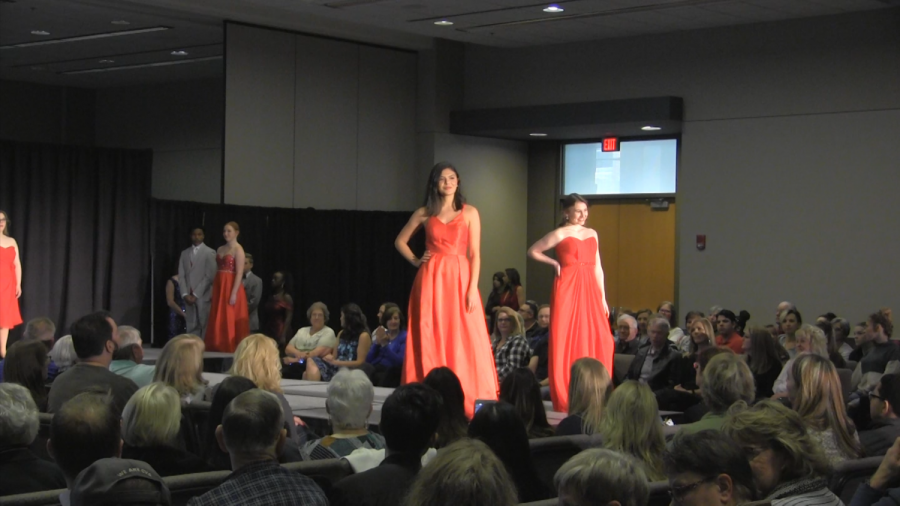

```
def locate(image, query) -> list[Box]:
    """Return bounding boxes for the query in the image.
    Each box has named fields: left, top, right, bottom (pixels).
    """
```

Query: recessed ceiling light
left=543, top=4, right=564, bottom=13
left=30, top=30, right=50, bottom=36
left=530, top=133, right=548, bottom=137
left=111, top=20, right=131, bottom=25
left=434, top=20, right=454, bottom=26
left=171, top=50, right=188, bottom=56
left=99, top=59, right=115, bottom=63
left=641, top=126, right=662, bottom=131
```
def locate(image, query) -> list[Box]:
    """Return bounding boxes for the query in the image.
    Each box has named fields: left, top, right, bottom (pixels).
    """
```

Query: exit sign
left=602, top=137, right=619, bottom=152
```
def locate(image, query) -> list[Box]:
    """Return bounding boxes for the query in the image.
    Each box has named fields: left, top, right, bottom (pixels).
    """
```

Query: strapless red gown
left=0, top=246, right=22, bottom=329
left=204, top=255, right=249, bottom=352
left=549, top=236, right=614, bottom=413
left=403, top=207, right=499, bottom=418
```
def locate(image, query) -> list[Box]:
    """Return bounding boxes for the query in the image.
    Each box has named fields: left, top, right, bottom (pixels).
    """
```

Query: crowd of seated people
left=0, top=304, right=898, bottom=506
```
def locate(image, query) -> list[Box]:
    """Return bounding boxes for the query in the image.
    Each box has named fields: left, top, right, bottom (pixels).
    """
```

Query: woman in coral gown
left=0, top=210, right=23, bottom=358
left=396, top=162, right=499, bottom=418
left=527, top=194, right=614, bottom=413
left=205, top=221, right=250, bottom=352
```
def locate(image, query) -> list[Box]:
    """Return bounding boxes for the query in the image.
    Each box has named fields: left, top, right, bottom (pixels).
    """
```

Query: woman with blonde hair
left=598, top=380, right=666, bottom=481
left=491, top=306, right=531, bottom=383
left=772, top=324, right=828, bottom=398
left=789, top=353, right=863, bottom=463
left=723, top=400, right=840, bottom=506
left=556, top=358, right=612, bottom=436
left=153, top=334, right=208, bottom=404
left=231, top=333, right=302, bottom=443
left=121, top=383, right=209, bottom=476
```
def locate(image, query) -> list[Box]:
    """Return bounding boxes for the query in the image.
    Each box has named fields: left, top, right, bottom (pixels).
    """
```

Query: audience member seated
left=188, top=390, right=327, bottom=506
left=0, top=383, right=66, bottom=495
left=403, top=438, right=518, bottom=506
left=744, top=326, right=786, bottom=399
left=849, top=437, right=900, bottom=506
left=853, top=310, right=900, bottom=396
left=3, top=339, right=50, bottom=411
left=499, top=367, right=555, bottom=438
left=615, top=314, right=643, bottom=355
left=658, top=317, right=715, bottom=412
left=154, top=334, right=208, bottom=404
left=282, top=301, right=336, bottom=379
left=556, top=448, right=650, bottom=506
left=519, top=300, right=541, bottom=341
left=678, top=353, right=755, bottom=434
left=305, top=303, right=372, bottom=382
left=680, top=311, right=706, bottom=353
left=331, top=383, right=443, bottom=506
left=120, top=383, right=210, bottom=476
left=491, top=306, right=532, bottom=383
left=69, top=458, right=172, bottom=506
left=789, top=353, right=863, bottom=463
left=817, top=319, right=848, bottom=369
left=663, top=430, right=757, bottom=506
left=0, top=317, right=59, bottom=382
left=49, top=335, right=76, bottom=375
left=715, top=310, right=745, bottom=354
left=773, top=324, right=829, bottom=398
left=723, top=400, right=841, bottom=506
left=47, top=312, right=138, bottom=413
left=659, top=301, right=686, bottom=347
left=527, top=305, right=551, bottom=387
left=109, top=325, right=156, bottom=388
left=423, top=366, right=468, bottom=448
left=681, top=347, right=735, bottom=423
left=48, top=392, right=123, bottom=503
left=599, top=380, right=666, bottom=481
left=363, top=306, right=407, bottom=387
left=301, top=368, right=385, bottom=460
left=469, top=402, right=554, bottom=502
left=203, top=376, right=259, bottom=470
left=779, top=308, right=803, bottom=359
left=557, top=358, right=612, bottom=436
left=832, top=317, right=856, bottom=362
left=231, top=334, right=302, bottom=443
left=862, top=374, right=900, bottom=456
left=625, top=317, right=680, bottom=392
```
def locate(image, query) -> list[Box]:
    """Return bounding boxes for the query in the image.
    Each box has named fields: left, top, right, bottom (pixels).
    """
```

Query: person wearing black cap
left=715, top=310, right=745, bottom=354
left=69, top=458, right=171, bottom=506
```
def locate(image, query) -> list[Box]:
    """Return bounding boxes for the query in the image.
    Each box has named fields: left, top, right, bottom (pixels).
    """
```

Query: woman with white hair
left=301, top=368, right=384, bottom=460
left=0, top=383, right=66, bottom=494
left=48, top=335, right=76, bottom=376
left=120, top=383, right=210, bottom=476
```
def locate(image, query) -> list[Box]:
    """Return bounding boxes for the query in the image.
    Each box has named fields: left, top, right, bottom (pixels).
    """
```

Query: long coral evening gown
left=204, top=255, right=249, bottom=352
left=0, top=246, right=22, bottom=330
left=404, top=206, right=499, bottom=418
left=549, top=236, right=615, bottom=413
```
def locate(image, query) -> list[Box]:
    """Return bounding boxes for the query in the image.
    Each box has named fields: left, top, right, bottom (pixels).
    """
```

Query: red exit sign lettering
left=602, top=138, right=619, bottom=152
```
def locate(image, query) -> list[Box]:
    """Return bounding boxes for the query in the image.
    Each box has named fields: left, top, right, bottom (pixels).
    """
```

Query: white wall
left=464, top=9, right=900, bottom=323
left=431, top=133, right=529, bottom=303
left=225, top=23, right=418, bottom=211
left=95, top=78, right=223, bottom=204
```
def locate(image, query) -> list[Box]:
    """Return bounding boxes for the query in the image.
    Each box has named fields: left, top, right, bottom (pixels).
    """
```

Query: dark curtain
left=0, top=140, right=152, bottom=340
left=152, top=199, right=424, bottom=346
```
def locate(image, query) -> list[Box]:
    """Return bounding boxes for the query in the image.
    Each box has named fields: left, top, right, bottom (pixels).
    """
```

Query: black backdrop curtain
left=0, top=140, right=152, bottom=340
left=152, top=199, right=424, bottom=346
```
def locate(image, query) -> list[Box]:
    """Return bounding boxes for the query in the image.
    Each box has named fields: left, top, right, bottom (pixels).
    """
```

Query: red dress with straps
left=0, top=246, right=22, bottom=329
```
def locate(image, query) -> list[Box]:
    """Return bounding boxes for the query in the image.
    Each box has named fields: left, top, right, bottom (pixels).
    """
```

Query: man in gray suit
left=178, top=227, right=217, bottom=337
left=243, top=254, right=263, bottom=333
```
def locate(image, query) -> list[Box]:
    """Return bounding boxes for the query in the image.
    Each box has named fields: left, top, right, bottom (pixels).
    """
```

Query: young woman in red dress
left=395, top=162, right=498, bottom=418
left=0, top=210, right=23, bottom=358
left=205, top=221, right=250, bottom=352
left=527, top=194, right=614, bottom=413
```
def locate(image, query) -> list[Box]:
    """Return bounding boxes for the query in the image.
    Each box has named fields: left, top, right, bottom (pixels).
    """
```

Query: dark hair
left=190, top=226, right=205, bottom=235
left=820, top=312, right=837, bottom=322
left=70, top=312, right=114, bottom=359
left=381, top=384, right=443, bottom=455
left=273, top=271, right=294, bottom=297
left=204, top=376, right=257, bottom=465
left=664, top=430, right=757, bottom=502
left=520, top=301, right=539, bottom=319
left=3, top=340, right=50, bottom=411
left=745, top=327, right=783, bottom=375
left=505, top=268, right=522, bottom=288
left=0, top=209, right=10, bottom=236
left=340, top=303, right=369, bottom=341
left=499, top=368, right=554, bottom=438
left=423, top=162, right=465, bottom=217
left=50, top=392, right=121, bottom=480
left=736, top=310, right=751, bottom=334
left=783, top=308, right=803, bottom=326
left=380, top=306, right=406, bottom=330
left=657, top=302, right=677, bottom=328
left=558, top=193, right=589, bottom=227
left=684, top=311, right=704, bottom=327
left=870, top=310, right=893, bottom=338
left=112, top=344, right=141, bottom=362
left=468, top=402, right=551, bottom=503
left=423, top=367, right=469, bottom=448
left=698, top=346, right=733, bottom=372
left=880, top=374, right=900, bottom=417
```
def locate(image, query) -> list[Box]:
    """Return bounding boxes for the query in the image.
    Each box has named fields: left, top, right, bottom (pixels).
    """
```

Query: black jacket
left=625, top=341, right=680, bottom=392
left=0, top=446, right=67, bottom=496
